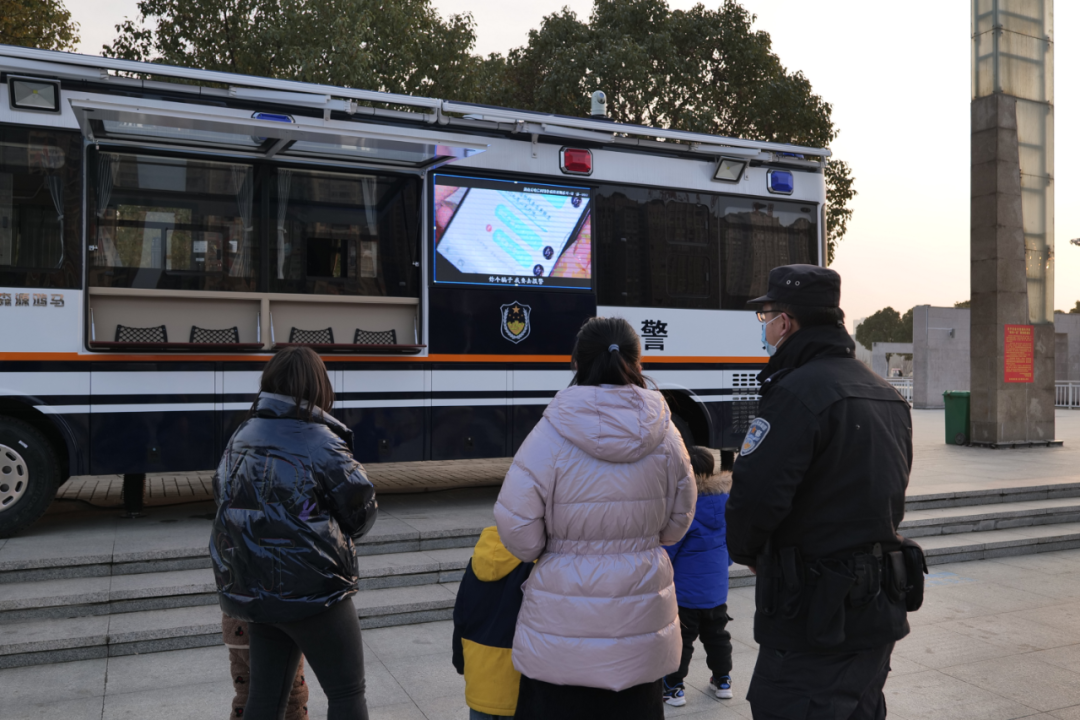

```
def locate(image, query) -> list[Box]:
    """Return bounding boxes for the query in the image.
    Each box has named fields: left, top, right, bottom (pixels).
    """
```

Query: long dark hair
left=570, top=317, right=648, bottom=388
left=254, top=346, right=335, bottom=421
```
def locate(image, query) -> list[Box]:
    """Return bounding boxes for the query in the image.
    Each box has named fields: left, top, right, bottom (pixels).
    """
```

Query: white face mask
left=760, top=314, right=785, bottom=357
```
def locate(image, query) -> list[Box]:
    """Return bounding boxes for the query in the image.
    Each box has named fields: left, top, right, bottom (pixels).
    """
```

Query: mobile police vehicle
left=0, top=44, right=828, bottom=535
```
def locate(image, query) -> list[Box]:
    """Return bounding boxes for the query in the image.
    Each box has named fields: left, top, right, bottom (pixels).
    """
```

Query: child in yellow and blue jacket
left=452, top=526, right=533, bottom=720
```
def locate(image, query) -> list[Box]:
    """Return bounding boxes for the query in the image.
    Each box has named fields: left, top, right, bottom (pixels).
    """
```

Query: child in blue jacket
left=662, top=446, right=734, bottom=707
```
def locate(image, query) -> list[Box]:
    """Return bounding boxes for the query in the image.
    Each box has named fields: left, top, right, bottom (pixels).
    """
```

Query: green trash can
left=943, top=391, right=971, bottom=446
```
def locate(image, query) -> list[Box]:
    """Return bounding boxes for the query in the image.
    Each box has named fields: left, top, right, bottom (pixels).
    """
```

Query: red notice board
left=1004, top=324, right=1034, bottom=383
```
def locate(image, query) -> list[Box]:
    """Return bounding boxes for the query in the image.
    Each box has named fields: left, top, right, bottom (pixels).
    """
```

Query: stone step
left=900, top=497, right=1080, bottom=538
left=903, top=482, right=1080, bottom=511
left=6, top=521, right=1080, bottom=668
left=726, top=521, right=1080, bottom=590
left=0, top=524, right=484, bottom=585
left=0, top=548, right=473, bottom=624
left=5, top=483, right=1078, bottom=585
left=916, top=521, right=1080, bottom=565
left=0, top=582, right=459, bottom=669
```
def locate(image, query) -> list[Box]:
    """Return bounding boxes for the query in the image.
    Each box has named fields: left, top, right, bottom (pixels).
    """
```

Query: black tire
left=671, top=412, right=695, bottom=449
left=0, top=417, right=61, bottom=538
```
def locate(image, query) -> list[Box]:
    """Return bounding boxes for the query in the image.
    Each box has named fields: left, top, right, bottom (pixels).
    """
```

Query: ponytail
left=571, top=317, right=648, bottom=389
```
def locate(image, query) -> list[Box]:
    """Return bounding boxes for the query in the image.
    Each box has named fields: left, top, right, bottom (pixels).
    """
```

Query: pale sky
left=69, top=0, right=1080, bottom=326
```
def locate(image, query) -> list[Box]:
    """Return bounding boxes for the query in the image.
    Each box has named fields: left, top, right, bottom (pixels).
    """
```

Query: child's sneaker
left=709, top=675, right=733, bottom=699
left=662, top=680, right=687, bottom=707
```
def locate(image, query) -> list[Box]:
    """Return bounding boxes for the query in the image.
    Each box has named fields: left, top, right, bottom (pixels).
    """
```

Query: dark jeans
left=665, top=603, right=733, bottom=686
left=246, top=599, right=369, bottom=720
left=746, top=642, right=894, bottom=720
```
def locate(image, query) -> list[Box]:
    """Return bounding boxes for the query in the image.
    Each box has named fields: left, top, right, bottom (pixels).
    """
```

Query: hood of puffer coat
left=543, top=384, right=671, bottom=464
left=693, top=472, right=731, bottom=532
left=470, top=526, right=524, bottom=582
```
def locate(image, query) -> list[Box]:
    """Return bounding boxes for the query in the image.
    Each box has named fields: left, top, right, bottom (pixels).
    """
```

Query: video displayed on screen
left=433, top=174, right=592, bottom=290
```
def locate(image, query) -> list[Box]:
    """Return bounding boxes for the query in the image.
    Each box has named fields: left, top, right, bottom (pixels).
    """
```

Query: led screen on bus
left=432, top=174, right=592, bottom=290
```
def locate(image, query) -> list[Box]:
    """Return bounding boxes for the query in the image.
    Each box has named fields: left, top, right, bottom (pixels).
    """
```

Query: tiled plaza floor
left=9, top=551, right=1080, bottom=718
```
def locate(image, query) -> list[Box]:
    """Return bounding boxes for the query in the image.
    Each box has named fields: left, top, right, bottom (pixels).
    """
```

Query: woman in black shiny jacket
left=211, top=347, right=377, bottom=720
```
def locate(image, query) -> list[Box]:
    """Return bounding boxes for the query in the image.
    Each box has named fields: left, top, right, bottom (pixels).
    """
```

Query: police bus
left=0, top=45, right=829, bottom=535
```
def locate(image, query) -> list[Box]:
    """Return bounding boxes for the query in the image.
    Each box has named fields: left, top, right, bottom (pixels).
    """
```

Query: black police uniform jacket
left=726, top=325, right=912, bottom=652
left=210, top=393, right=377, bottom=624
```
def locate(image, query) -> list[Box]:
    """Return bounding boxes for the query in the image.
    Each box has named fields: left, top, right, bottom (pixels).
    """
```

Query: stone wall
left=1057, top=313, right=1080, bottom=381
left=912, top=306, right=1080, bottom=408
left=913, top=306, right=971, bottom=408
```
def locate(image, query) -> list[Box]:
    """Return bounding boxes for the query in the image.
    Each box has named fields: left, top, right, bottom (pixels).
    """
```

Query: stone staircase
left=4, top=482, right=1080, bottom=669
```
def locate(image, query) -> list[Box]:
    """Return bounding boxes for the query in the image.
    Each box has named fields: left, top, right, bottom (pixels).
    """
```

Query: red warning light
left=560, top=147, right=593, bottom=176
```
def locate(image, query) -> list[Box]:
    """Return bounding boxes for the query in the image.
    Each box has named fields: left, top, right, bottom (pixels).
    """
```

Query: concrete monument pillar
left=969, top=0, right=1057, bottom=446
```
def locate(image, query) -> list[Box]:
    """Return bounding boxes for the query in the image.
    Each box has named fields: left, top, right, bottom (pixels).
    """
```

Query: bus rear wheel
left=671, top=412, right=695, bottom=449
left=0, top=417, right=60, bottom=538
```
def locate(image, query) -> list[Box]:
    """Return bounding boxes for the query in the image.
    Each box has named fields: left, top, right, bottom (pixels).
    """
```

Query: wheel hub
left=0, top=444, right=29, bottom=511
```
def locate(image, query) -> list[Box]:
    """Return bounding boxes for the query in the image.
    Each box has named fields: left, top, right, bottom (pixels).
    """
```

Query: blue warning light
left=767, top=170, right=794, bottom=195
left=252, top=112, right=293, bottom=123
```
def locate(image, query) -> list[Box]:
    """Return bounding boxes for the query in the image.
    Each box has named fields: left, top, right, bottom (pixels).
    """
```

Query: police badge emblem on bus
left=500, top=302, right=531, bottom=344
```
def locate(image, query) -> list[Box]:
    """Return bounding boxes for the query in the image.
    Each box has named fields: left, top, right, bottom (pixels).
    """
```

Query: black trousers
left=664, top=603, right=733, bottom=685
left=245, top=599, right=369, bottom=720
left=513, top=675, right=664, bottom=720
left=746, top=642, right=894, bottom=720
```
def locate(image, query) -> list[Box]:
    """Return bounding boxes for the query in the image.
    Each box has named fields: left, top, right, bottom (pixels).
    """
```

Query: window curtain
left=230, top=165, right=254, bottom=277
left=41, top=174, right=65, bottom=267
left=93, top=153, right=121, bottom=266
left=276, top=169, right=292, bottom=279
left=44, top=175, right=63, bottom=223
left=361, top=177, right=378, bottom=236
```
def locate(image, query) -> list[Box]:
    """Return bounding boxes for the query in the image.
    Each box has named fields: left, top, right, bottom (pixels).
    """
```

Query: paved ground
left=909, top=410, right=1080, bottom=496
left=9, top=551, right=1080, bottom=719
left=53, top=409, right=1080, bottom=508
left=7, top=408, right=1078, bottom=719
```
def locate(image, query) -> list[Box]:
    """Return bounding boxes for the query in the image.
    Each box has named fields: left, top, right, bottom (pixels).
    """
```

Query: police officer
left=726, top=264, right=913, bottom=719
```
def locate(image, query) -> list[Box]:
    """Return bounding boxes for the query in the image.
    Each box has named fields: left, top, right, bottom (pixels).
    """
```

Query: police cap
left=748, top=264, right=841, bottom=308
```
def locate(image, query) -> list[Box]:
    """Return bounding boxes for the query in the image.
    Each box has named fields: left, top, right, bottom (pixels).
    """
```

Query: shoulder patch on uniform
left=740, top=418, right=771, bottom=456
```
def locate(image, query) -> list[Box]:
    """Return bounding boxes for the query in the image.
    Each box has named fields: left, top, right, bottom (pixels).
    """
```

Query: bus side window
left=595, top=187, right=718, bottom=310
left=0, top=127, right=82, bottom=289
left=595, top=184, right=818, bottom=311
left=270, top=170, right=419, bottom=298
left=88, top=152, right=258, bottom=292
left=719, top=201, right=818, bottom=309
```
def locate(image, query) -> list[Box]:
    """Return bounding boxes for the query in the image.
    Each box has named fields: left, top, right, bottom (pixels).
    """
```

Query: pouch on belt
left=848, top=546, right=882, bottom=609
left=755, top=549, right=781, bottom=617
left=900, top=536, right=928, bottom=611
left=806, top=559, right=856, bottom=649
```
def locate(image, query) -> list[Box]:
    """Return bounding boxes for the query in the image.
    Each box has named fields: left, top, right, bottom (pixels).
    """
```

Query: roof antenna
left=590, top=90, right=607, bottom=119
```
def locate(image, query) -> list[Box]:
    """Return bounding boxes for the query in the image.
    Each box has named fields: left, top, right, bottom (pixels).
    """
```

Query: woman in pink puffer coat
left=494, top=317, right=696, bottom=719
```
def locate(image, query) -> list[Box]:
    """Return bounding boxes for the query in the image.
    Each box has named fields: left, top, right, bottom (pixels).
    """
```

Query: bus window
left=88, top=152, right=259, bottom=292
left=595, top=186, right=719, bottom=309
left=270, top=170, right=420, bottom=297
left=0, top=127, right=82, bottom=289
left=596, top=185, right=817, bottom=310
left=719, top=200, right=817, bottom=309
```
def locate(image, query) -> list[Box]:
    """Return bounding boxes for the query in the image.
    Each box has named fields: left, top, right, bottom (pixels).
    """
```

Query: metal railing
left=888, top=378, right=913, bottom=403
left=1059, top=382, right=1080, bottom=409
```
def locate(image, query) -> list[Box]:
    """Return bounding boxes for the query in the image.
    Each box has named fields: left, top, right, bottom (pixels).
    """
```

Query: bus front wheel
left=0, top=417, right=61, bottom=538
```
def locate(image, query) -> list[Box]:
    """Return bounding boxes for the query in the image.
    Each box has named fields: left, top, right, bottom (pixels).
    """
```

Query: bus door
left=339, top=365, right=427, bottom=464
left=89, top=362, right=218, bottom=474
left=429, top=366, right=510, bottom=461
